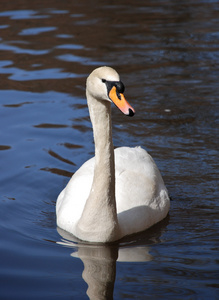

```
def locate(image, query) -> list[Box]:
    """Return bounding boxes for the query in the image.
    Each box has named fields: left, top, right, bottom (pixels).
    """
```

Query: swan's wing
left=56, top=157, right=95, bottom=231
left=114, top=147, right=169, bottom=235
left=56, top=146, right=169, bottom=236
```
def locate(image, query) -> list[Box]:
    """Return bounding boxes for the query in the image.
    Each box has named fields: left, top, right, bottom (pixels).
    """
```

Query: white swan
left=56, top=66, right=170, bottom=243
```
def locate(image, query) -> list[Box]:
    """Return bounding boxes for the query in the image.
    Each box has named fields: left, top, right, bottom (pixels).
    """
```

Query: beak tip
left=127, top=108, right=135, bottom=117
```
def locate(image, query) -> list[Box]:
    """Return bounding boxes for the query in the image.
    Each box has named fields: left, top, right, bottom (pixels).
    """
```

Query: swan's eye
left=102, top=79, right=106, bottom=83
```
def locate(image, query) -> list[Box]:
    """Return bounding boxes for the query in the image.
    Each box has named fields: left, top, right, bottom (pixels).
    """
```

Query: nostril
left=116, top=91, right=121, bottom=100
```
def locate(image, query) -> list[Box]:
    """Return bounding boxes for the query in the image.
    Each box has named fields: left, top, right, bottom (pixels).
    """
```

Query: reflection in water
left=0, top=0, right=218, bottom=298
left=0, top=145, right=11, bottom=150
left=76, top=244, right=118, bottom=300
left=57, top=220, right=167, bottom=299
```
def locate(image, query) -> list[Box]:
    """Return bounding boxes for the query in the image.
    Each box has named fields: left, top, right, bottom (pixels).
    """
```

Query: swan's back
left=56, top=146, right=169, bottom=238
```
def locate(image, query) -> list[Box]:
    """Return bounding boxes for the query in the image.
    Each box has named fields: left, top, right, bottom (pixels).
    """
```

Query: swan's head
left=86, top=66, right=135, bottom=117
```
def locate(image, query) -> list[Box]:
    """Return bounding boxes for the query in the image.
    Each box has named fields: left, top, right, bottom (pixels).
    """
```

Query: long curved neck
left=76, top=92, right=119, bottom=243
left=89, top=94, right=115, bottom=186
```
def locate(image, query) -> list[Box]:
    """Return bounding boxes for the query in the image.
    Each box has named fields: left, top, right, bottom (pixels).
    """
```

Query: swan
left=56, top=66, right=170, bottom=243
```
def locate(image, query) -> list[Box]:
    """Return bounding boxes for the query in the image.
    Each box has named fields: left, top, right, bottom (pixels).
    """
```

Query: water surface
left=0, top=0, right=218, bottom=299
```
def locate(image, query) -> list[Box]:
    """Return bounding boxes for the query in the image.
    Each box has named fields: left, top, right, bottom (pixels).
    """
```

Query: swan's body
left=56, top=66, right=170, bottom=243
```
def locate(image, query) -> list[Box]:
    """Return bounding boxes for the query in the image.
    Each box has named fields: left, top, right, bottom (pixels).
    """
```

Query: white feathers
left=56, top=67, right=170, bottom=242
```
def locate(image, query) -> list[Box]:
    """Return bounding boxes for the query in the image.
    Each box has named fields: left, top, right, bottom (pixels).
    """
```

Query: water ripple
left=19, top=26, right=56, bottom=36
left=0, top=1, right=218, bottom=299
left=0, top=42, right=49, bottom=55
left=0, top=9, right=48, bottom=20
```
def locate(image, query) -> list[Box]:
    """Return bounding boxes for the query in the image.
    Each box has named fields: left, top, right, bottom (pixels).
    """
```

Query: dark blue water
left=0, top=1, right=218, bottom=299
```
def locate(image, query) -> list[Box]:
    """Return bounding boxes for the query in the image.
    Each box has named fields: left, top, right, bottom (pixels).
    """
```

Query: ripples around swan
left=0, top=0, right=218, bottom=299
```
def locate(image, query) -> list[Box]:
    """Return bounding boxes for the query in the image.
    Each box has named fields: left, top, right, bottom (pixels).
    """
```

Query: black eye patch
left=102, top=80, right=125, bottom=99
left=114, top=81, right=125, bottom=94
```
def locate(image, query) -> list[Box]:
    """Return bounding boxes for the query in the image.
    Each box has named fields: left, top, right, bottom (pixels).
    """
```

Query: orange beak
left=109, top=86, right=135, bottom=117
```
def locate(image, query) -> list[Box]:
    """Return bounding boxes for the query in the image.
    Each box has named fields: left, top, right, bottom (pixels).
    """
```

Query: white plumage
left=56, top=66, right=170, bottom=243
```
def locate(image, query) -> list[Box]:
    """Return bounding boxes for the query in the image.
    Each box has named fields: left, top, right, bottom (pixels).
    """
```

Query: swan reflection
left=57, top=219, right=168, bottom=300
